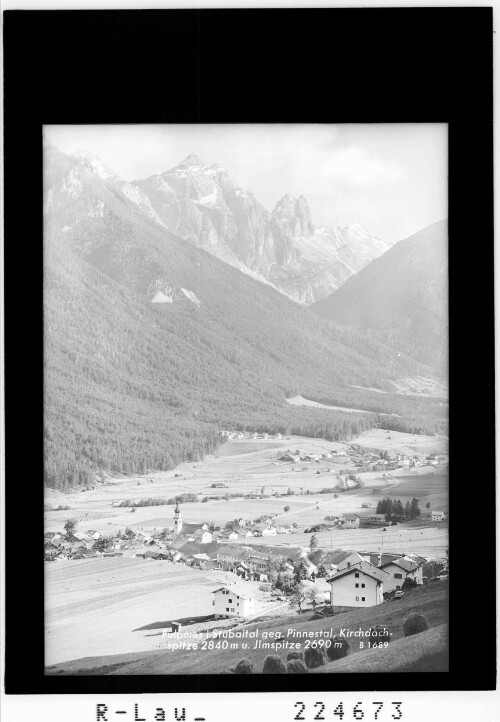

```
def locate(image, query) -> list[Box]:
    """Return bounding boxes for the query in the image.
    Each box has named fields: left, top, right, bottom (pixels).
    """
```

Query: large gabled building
left=212, top=582, right=256, bottom=619
left=327, top=561, right=389, bottom=608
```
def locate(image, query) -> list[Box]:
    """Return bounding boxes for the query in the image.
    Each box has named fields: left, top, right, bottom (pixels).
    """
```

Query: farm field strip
left=45, top=560, right=252, bottom=665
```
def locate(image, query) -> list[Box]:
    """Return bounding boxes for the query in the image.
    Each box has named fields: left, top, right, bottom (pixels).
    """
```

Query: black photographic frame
left=3, top=7, right=495, bottom=695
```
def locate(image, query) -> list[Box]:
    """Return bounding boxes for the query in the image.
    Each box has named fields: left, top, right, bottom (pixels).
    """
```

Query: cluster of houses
left=324, top=550, right=426, bottom=609
left=349, top=447, right=448, bottom=472
left=168, top=540, right=305, bottom=582
left=187, top=543, right=428, bottom=618
left=208, top=548, right=429, bottom=619
left=44, top=502, right=448, bottom=563
left=171, top=502, right=295, bottom=542
left=278, top=449, right=345, bottom=464
left=44, top=503, right=303, bottom=562
left=319, top=511, right=385, bottom=529
left=200, top=547, right=429, bottom=618
left=43, top=527, right=175, bottom=561
left=335, top=508, right=447, bottom=528
left=43, top=503, right=296, bottom=563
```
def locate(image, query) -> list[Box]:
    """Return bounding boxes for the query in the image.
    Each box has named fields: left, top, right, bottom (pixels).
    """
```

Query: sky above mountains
left=44, top=123, right=447, bottom=244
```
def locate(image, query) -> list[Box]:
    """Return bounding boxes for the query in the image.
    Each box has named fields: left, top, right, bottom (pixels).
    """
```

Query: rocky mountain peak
left=73, top=150, right=119, bottom=181
left=272, top=193, right=314, bottom=238
left=64, top=144, right=393, bottom=304
left=174, top=153, right=206, bottom=170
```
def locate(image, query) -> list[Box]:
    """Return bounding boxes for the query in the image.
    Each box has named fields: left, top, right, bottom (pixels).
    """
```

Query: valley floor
left=45, top=428, right=449, bottom=670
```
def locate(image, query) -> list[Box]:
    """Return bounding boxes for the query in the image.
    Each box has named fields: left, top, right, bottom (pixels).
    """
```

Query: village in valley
left=45, top=426, right=449, bottom=675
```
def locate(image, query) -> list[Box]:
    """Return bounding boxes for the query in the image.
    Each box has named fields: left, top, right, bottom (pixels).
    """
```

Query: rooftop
left=381, top=557, right=420, bottom=573
left=327, top=561, right=390, bottom=584
left=211, top=582, right=254, bottom=600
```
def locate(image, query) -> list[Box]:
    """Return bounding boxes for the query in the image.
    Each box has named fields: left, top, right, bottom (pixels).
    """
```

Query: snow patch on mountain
left=149, top=278, right=201, bottom=308
left=181, top=288, right=202, bottom=307
left=151, top=291, right=173, bottom=304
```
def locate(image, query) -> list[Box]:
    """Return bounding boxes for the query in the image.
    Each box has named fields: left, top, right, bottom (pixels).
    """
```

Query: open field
left=352, top=376, right=448, bottom=399
left=47, top=579, right=448, bottom=674
left=389, top=376, right=448, bottom=398
left=287, top=395, right=381, bottom=414
left=44, top=431, right=448, bottom=541
left=45, top=557, right=274, bottom=666
left=244, top=525, right=448, bottom=559
left=216, top=440, right=289, bottom=456
left=350, top=427, right=448, bottom=456
left=287, top=395, right=399, bottom=416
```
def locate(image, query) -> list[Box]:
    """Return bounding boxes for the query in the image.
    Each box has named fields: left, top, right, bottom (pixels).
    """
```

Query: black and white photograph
left=42, top=122, right=449, bottom=676
left=2, top=7, right=496, bottom=719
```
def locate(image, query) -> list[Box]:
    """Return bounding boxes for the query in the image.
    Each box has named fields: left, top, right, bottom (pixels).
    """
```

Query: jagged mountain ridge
left=132, top=154, right=392, bottom=302
left=57, top=148, right=391, bottom=303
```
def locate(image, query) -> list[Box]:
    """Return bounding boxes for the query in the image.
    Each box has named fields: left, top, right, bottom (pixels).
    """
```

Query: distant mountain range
left=72, top=150, right=392, bottom=303
left=312, top=221, right=448, bottom=370
left=43, top=143, right=443, bottom=490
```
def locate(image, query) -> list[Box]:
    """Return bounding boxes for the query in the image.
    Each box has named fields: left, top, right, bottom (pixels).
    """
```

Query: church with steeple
left=173, top=501, right=183, bottom=535
left=171, top=501, right=214, bottom=543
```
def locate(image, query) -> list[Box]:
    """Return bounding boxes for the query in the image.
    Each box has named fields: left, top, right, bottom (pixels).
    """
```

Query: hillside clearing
left=45, top=558, right=268, bottom=666
left=46, top=579, right=448, bottom=674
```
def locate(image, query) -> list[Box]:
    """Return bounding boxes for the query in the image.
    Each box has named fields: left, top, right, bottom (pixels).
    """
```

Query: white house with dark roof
left=379, top=557, right=424, bottom=592
left=212, top=582, right=256, bottom=618
left=327, top=561, right=389, bottom=607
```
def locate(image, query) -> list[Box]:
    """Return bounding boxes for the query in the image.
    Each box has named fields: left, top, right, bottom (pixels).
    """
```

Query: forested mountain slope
left=44, top=146, right=445, bottom=490
left=312, top=221, right=448, bottom=370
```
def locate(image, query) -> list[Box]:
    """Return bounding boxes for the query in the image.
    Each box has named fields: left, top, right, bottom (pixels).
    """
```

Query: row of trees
left=376, top=497, right=421, bottom=521
left=118, top=493, right=198, bottom=508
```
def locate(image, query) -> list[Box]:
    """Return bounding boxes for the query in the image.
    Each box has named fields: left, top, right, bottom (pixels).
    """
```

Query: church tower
left=174, top=501, right=182, bottom=535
